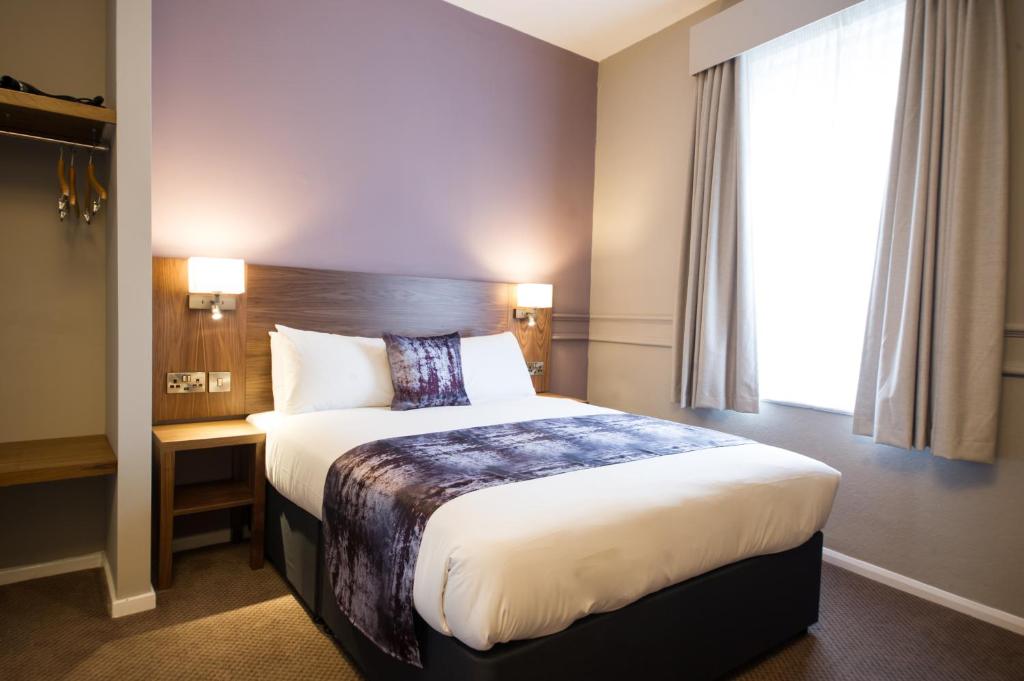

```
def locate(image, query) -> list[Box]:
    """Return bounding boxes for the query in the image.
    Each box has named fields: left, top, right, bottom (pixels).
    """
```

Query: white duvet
left=248, top=397, right=840, bottom=651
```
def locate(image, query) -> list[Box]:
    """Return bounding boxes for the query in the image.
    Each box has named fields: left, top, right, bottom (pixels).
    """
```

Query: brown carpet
left=1, top=543, right=1021, bottom=680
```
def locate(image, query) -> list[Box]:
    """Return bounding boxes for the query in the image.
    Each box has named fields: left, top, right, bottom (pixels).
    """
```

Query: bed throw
left=322, top=413, right=751, bottom=666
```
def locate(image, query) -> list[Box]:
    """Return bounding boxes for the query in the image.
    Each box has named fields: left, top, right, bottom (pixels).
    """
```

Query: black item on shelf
left=1, top=75, right=104, bottom=107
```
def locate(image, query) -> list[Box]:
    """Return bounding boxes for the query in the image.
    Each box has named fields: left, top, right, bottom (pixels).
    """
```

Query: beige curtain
left=678, top=60, right=758, bottom=413
left=854, top=0, right=1009, bottom=462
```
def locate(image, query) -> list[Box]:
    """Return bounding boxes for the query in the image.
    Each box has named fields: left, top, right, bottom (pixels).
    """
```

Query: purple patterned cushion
left=383, top=332, right=471, bottom=411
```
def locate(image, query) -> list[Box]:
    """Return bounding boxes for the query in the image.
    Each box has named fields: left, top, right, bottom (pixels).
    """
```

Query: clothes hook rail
left=0, top=128, right=108, bottom=152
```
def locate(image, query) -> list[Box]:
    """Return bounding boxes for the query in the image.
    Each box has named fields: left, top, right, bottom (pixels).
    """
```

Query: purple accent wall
left=152, top=0, right=597, bottom=397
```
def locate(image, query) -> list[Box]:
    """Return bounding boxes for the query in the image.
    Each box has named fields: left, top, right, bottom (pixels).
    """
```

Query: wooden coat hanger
left=83, top=164, right=92, bottom=224
left=56, top=146, right=69, bottom=220
left=86, top=150, right=107, bottom=215
left=68, top=149, right=78, bottom=217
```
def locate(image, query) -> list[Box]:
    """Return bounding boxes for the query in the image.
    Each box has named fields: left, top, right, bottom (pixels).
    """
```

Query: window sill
left=760, top=399, right=854, bottom=417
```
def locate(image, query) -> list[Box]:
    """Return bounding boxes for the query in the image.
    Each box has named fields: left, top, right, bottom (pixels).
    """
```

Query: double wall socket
left=166, top=371, right=233, bottom=394
left=167, top=372, right=206, bottom=393
left=527, top=361, right=545, bottom=376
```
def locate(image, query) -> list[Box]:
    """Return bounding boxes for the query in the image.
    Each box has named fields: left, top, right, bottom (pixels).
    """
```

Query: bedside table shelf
left=153, top=419, right=266, bottom=589
left=174, top=480, right=254, bottom=516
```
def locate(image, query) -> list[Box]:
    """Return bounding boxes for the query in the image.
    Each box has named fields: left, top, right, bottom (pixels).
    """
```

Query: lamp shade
left=187, top=257, right=246, bottom=294
left=516, top=283, right=553, bottom=309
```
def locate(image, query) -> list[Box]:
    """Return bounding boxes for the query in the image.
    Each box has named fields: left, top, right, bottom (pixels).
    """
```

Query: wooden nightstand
left=152, top=420, right=266, bottom=589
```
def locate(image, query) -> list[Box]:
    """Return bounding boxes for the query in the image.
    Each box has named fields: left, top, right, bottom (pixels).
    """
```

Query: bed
left=152, top=262, right=840, bottom=680
left=249, top=395, right=839, bottom=681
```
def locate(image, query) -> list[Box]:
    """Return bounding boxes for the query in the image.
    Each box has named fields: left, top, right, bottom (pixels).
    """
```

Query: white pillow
left=272, top=325, right=394, bottom=414
left=268, top=331, right=299, bottom=413
left=460, top=332, right=536, bottom=404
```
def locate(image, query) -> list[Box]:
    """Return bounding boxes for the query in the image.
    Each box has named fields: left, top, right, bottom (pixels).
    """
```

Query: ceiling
left=442, top=0, right=717, bottom=61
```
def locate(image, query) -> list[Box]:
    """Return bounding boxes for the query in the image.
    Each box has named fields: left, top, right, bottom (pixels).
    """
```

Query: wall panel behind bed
left=243, top=264, right=514, bottom=414
left=153, top=257, right=248, bottom=422
left=152, top=257, right=537, bottom=423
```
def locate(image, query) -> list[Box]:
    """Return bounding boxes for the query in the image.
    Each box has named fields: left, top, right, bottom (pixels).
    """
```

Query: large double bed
left=152, top=261, right=841, bottom=681
left=250, top=396, right=838, bottom=681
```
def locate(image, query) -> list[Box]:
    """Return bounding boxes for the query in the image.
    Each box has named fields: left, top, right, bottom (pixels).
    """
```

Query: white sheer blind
left=740, top=0, right=906, bottom=413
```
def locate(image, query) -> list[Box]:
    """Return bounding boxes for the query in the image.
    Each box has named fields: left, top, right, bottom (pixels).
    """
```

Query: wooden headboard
left=152, top=258, right=552, bottom=423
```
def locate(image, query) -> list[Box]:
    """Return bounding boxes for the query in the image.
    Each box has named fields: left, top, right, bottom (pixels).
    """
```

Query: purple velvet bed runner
left=322, top=413, right=751, bottom=667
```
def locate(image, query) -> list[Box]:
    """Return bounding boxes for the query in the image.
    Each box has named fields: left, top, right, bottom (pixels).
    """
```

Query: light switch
left=209, top=371, right=232, bottom=393
left=167, top=372, right=207, bottom=394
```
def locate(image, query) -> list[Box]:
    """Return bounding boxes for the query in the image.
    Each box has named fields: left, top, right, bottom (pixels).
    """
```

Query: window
left=740, top=0, right=906, bottom=413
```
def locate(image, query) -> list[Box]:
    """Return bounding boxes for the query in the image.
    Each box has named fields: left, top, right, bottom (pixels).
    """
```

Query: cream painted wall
left=589, top=0, right=1024, bottom=619
left=0, top=0, right=110, bottom=569
left=0, top=0, right=109, bottom=441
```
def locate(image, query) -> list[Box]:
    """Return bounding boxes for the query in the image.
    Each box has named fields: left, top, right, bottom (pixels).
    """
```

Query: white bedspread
left=248, top=397, right=840, bottom=651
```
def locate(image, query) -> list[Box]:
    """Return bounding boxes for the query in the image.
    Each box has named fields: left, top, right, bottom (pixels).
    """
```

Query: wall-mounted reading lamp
left=187, top=257, right=245, bottom=321
left=514, top=283, right=553, bottom=327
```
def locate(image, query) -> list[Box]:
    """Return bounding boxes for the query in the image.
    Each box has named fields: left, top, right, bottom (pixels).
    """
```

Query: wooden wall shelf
left=0, top=88, right=116, bottom=145
left=0, top=435, right=117, bottom=487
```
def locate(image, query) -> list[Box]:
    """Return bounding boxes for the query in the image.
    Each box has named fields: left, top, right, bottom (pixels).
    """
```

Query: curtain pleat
left=678, top=59, right=759, bottom=413
left=854, top=0, right=1009, bottom=462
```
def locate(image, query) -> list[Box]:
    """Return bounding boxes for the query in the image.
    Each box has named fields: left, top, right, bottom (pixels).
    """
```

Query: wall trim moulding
left=569, top=320, right=1024, bottom=355
left=552, top=312, right=676, bottom=347
left=0, top=551, right=103, bottom=586
left=584, top=313, right=674, bottom=323
left=589, top=336, right=673, bottom=348
left=564, top=319, right=1023, bottom=331
left=560, top=317, right=1021, bottom=329
left=103, top=553, right=157, bottom=618
left=822, top=548, right=1024, bottom=637
left=588, top=311, right=675, bottom=348
left=552, top=311, right=590, bottom=343
left=552, top=313, right=675, bottom=323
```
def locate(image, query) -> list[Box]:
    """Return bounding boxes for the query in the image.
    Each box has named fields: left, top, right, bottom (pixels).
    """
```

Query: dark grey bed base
left=266, top=483, right=822, bottom=681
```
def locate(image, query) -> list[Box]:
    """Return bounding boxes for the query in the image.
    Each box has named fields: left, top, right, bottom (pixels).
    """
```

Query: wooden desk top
left=0, top=435, right=116, bottom=487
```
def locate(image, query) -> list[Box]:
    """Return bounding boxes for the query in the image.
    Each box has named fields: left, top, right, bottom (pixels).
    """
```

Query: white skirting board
left=823, top=548, right=1024, bottom=636
left=0, top=552, right=103, bottom=586
left=102, top=553, right=156, bottom=618
left=0, top=551, right=155, bottom=618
